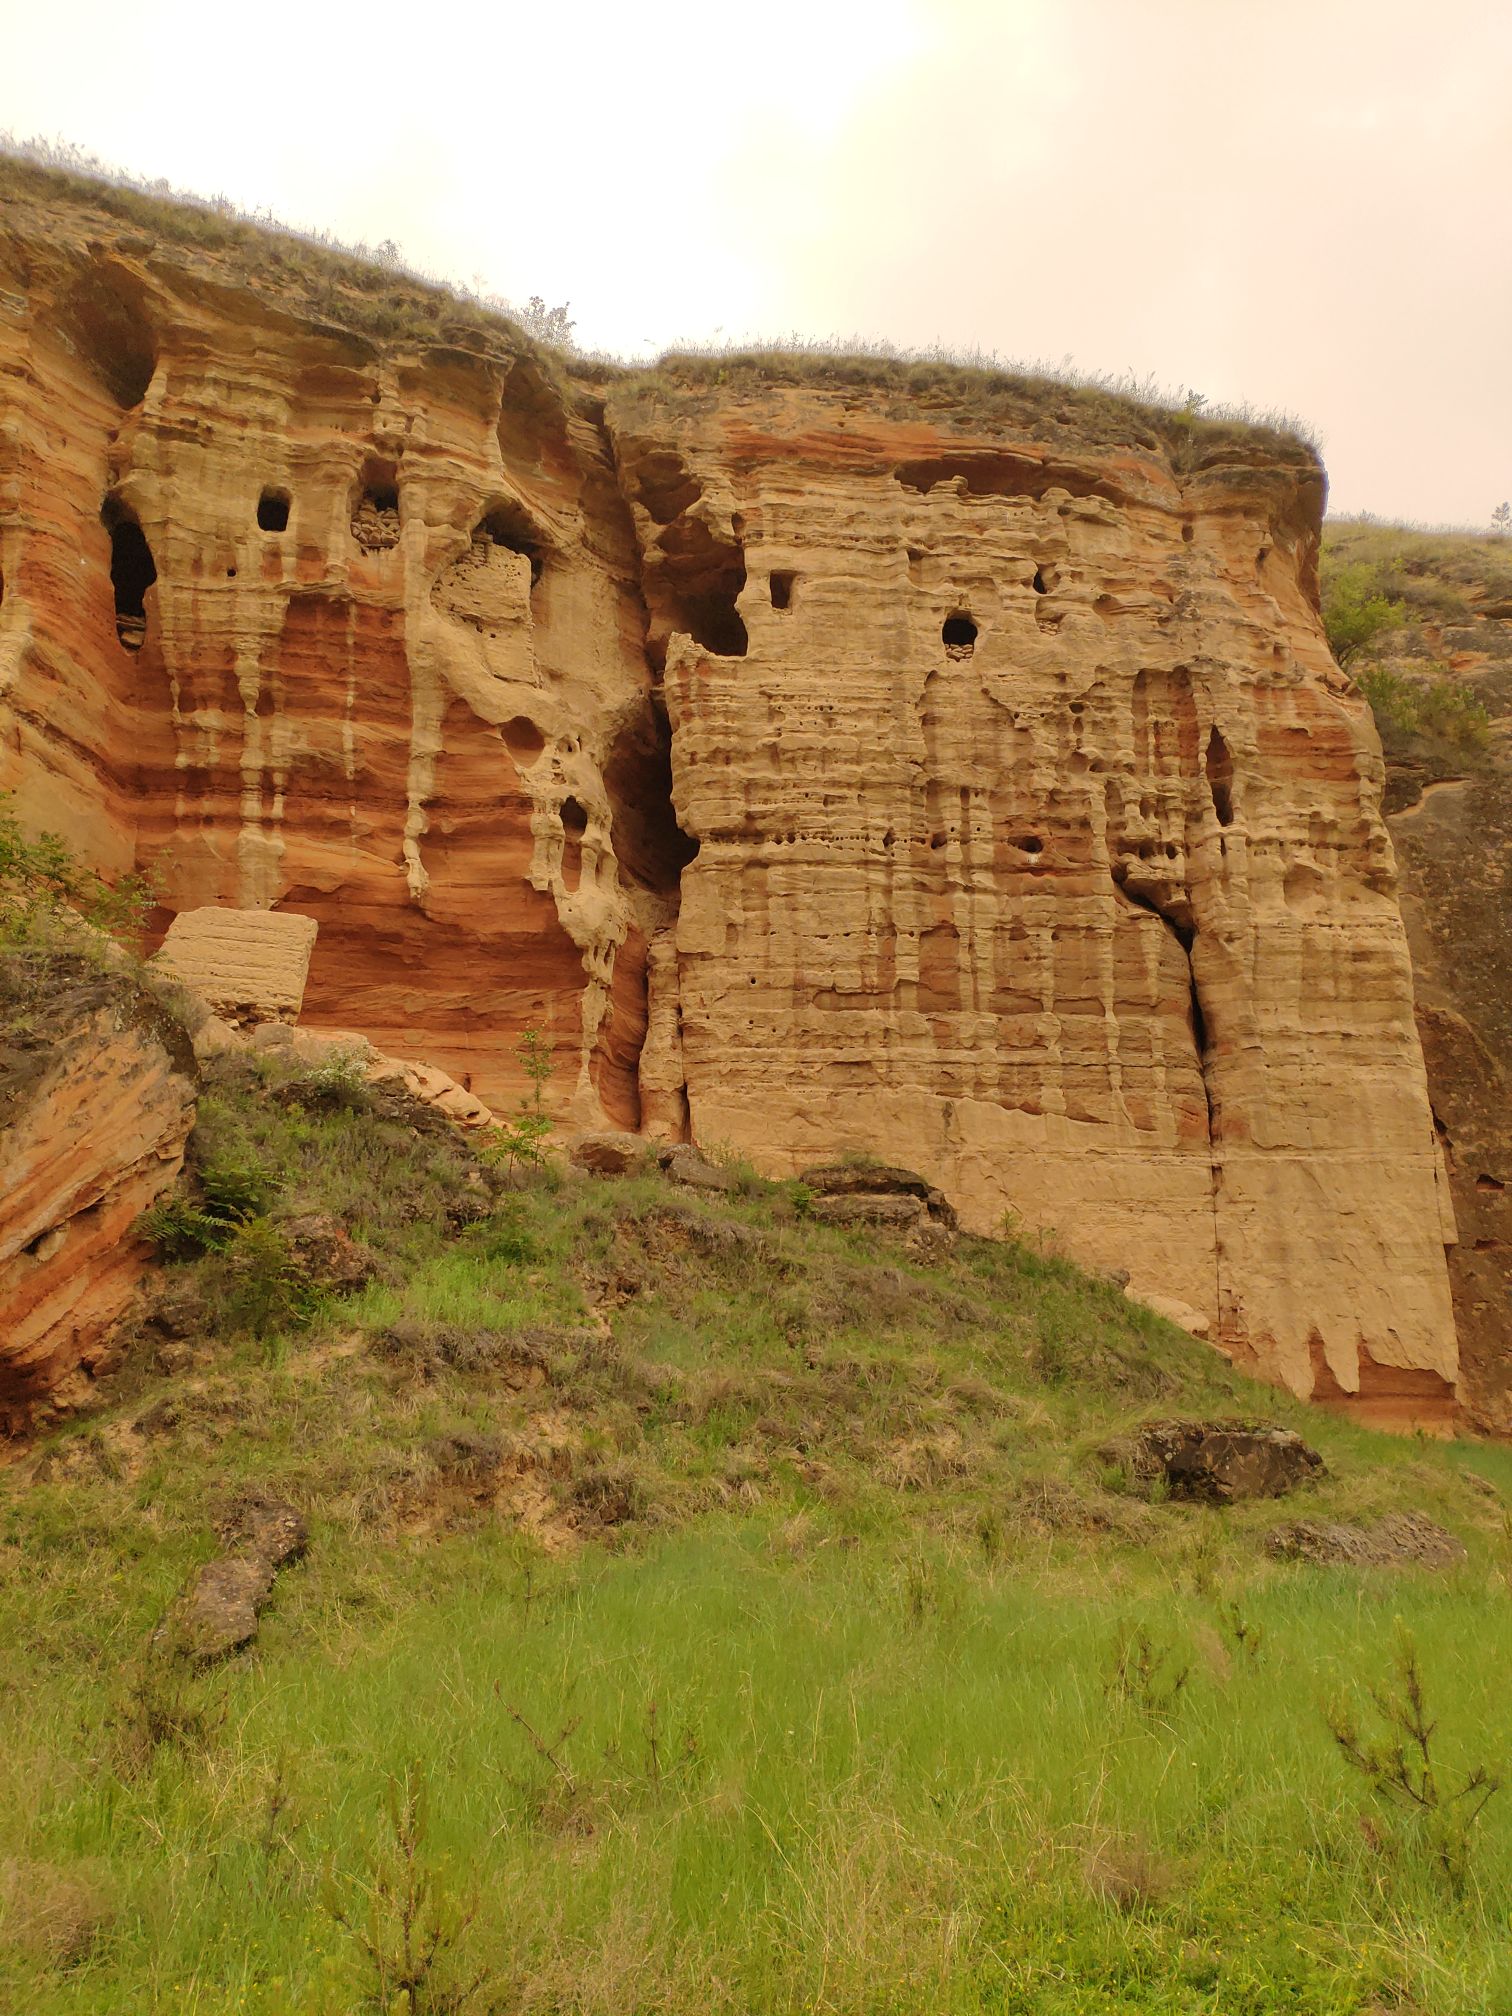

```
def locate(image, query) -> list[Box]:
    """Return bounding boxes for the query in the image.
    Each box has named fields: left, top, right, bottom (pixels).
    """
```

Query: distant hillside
left=1322, top=517, right=1512, bottom=1435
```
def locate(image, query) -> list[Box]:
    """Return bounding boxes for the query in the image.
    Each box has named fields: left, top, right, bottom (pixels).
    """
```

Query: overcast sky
left=4, top=0, right=1509, bottom=525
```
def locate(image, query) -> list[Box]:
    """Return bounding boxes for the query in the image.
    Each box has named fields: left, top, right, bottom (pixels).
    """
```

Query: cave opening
left=560, top=795, right=588, bottom=839
left=351, top=459, right=401, bottom=551
left=1032, top=568, right=1047, bottom=595
left=1205, top=725, right=1235, bottom=826
left=769, top=569, right=796, bottom=610
left=656, top=513, right=748, bottom=656
left=257, top=488, right=291, bottom=532
left=61, top=265, right=157, bottom=408
left=604, top=697, right=699, bottom=895
left=101, top=497, right=157, bottom=651
left=942, top=612, right=977, bottom=653
left=478, top=498, right=546, bottom=585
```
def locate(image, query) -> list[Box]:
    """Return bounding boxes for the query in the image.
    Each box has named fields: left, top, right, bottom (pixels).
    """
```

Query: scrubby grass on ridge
left=0, top=134, right=1317, bottom=458
left=2, top=1056, right=1512, bottom=2011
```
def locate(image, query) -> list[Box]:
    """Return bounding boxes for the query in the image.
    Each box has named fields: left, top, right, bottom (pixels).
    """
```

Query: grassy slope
left=1321, top=519, right=1512, bottom=765
left=2, top=1056, right=1512, bottom=2014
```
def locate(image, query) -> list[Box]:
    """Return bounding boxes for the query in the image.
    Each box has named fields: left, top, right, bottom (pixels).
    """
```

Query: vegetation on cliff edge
left=0, top=137, right=1317, bottom=464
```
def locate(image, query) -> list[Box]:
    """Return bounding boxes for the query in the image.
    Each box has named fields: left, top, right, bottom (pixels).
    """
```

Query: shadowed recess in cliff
left=432, top=499, right=552, bottom=633
left=100, top=497, right=156, bottom=652
left=59, top=261, right=157, bottom=408
left=497, top=357, right=576, bottom=487
left=1206, top=726, right=1236, bottom=826
left=477, top=499, right=547, bottom=584
left=604, top=698, right=700, bottom=895
left=894, top=451, right=1123, bottom=505
left=618, top=443, right=748, bottom=665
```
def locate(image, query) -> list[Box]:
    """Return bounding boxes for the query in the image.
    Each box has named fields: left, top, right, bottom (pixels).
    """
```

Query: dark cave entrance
left=257, top=488, right=291, bottom=532
left=1112, top=864, right=1217, bottom=1144
left=604, top=697, right=699, bottom=896
left=101, top=497, right=157, bottom=651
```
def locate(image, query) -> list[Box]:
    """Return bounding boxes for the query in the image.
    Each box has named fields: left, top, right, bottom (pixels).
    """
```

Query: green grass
left=3, top=1060, right=1512, bottom=2011
left=1324, top=519, right=1512, bottom=607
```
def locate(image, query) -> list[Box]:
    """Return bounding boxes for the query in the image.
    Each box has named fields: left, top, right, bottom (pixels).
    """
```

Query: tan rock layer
left=0, top=183, right=1462, bottom=1424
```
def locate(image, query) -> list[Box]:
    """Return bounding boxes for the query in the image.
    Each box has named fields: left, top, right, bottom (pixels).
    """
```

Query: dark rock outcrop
left=1104, top=1419, right=1325, bottom=1503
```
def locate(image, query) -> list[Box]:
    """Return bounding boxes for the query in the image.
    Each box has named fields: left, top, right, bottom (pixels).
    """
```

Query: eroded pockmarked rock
left=0, top=167, right=1463, bottom=1423
left=0, top=961, right=197, bottom=1433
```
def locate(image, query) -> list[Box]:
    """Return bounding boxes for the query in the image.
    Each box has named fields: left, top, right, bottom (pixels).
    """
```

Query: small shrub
left=223, top=1219, right=320, bottom=1339
left=1106, top=1626, right=1190, bottom=1719
left=1354, top=663, right=1490, bottom=750
left=284, top=1047, right=372, bottom=1114
left=1322, top=562, right=1406, bottom=666
left=139, top=1155, right=279, bottom=1261
left=321, top=1766, right=483, bottom=2013
left=481, top=1027, right=555, bottom=1182
left=138, top=1195, right=233, bottom=1261
left=1325, top=1631, right=1500, bottom=1892
left=0, top=790, right=156, bottom=949
left=1215, top=1598, right=1264, bottom=1665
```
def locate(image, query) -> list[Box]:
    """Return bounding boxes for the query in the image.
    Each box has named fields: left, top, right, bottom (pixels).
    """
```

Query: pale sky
left=4, top=0, right=1509, bottom=525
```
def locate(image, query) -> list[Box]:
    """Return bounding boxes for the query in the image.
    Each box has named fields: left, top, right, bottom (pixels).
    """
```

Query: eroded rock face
left=0, top=172, right=1463, bottom=1422
left=610, top=378, right=1458, bottom=1425
left=0, top=960, right=197, bottom=1431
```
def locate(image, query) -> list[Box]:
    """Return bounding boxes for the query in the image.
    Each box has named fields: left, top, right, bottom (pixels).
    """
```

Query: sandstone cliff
left=0, top=161, right=1462, bottom=1426
left=0, top=957, right=196, bottom=1429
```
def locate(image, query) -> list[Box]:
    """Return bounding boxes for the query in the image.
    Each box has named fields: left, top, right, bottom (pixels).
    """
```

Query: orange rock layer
left=0, top=975, right=196, bottom=1430
left=0, top=185, right=1461, bottom=1425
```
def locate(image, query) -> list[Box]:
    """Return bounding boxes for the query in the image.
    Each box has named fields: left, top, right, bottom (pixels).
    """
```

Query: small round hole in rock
left=561, top=796, right=588, bottom=838
left=942, top=613, right=977, bottom=651
left=1032, top=568, right=1047, bottom=594
left=257, top=488, right=291, bottom=533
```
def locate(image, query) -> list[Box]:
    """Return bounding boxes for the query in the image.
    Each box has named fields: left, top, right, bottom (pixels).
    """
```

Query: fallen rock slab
left=178, top=1496, right=308, bottom=1665
left=657, top=1143, right=736, bottom=1192
left=800, top=1163, right=958, bottom=1251
left=1265, top=1510, right=1465, bottom=1569
left=570, top=1131, right=648, bottom=1175
left=156, top=907, right=318, bottom=1028
left=1104, top=1419, right=1325, bottom=1504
